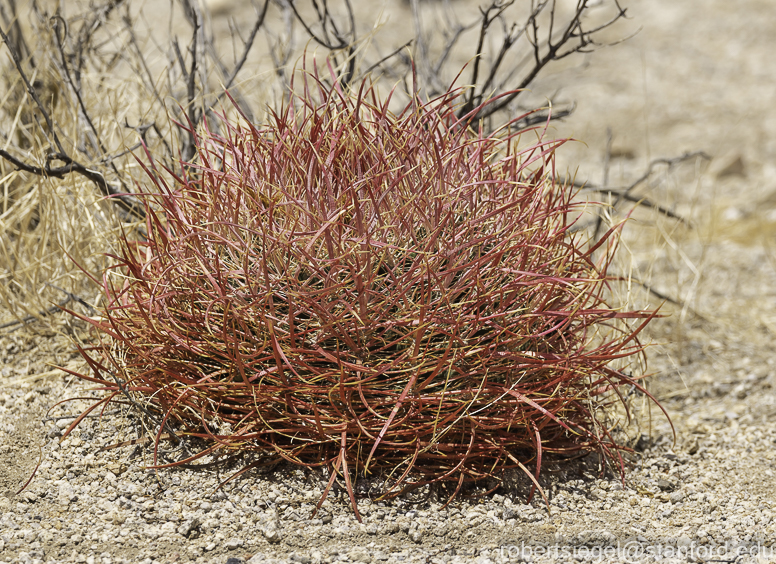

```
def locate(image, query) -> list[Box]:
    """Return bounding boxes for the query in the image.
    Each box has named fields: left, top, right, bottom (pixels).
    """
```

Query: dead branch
left=585, top=151, right=711, bottom=238
left=405, top=0, right=630, bottom=123
left=0, top=22, right=67, bottom=156
left=0, top=298, right=71, bottom=333
left=51, top=14, right=130, bottom=192
left=353, top=39, right=414, bottom=84
left=0, top=0, right=32, bottom=65
left=206, top=0, right=270, bottom=120
left=286, top=0, right=357, bottom=85
left=265, top=0, right=296, bottom=91
left=0, top=147, right=144, bottom=218
left=0, top=21, right=144, bottom=218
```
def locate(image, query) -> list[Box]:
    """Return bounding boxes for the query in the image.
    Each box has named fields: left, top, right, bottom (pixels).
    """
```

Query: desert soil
left=2, top=0, right=776, bottom=563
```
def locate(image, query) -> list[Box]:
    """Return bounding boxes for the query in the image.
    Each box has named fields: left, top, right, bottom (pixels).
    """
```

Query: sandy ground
left=2, top=0, right=776, bottom=562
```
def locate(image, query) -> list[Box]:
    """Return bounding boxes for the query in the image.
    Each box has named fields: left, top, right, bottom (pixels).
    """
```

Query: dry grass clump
left=68, top=74, right=659, bottom=515
left=0, top=59, right=124, bottom=333
left=0, top=0, right=259, bottom=333
left=0, top=6, right=157, bottom=332
left=0, top=172, right=117, bottom=330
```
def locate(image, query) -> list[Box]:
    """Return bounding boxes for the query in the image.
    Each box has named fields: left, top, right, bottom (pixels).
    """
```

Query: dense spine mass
left=71, top=76, right=660, bottom=518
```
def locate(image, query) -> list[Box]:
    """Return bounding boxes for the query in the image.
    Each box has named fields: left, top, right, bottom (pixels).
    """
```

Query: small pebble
left=263, top=525, right=282, bottom=544
left=56, top=418, right=75, bottom=430
left=225, top=538, right=244, bottom=549
left=657, top=479, right=674, bottom=491
left=677, top=534, right=693, bottom=548
left=503, top=506, right=519, bottom=520
left=348, top=548, right=370, bottom=562
left=177, top=518, right=200, bottom=536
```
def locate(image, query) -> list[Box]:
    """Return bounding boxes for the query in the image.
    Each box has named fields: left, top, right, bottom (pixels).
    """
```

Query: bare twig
left=586, top=151, right=711, bottom=238
left=0, top=147, right=144, bottom=218
left=0, top=282, right=97, bottom=333
left=206, top=0, right=270, bottom=119
left=590, top=189, right=688, bottom=224
left=0, top=297, right=71, bottom=332
left=353, top=39, right=413, bottom=84
left=432, top=6, right=478, bottom=78
left=1, top=16, right=146, bottom=218
left=459, top=0, right=524, bottom=117
left=446, top=0, right=629, bottom=123
left=562, top=152, right=711, bottom=236
left=0, top=22, right=67, bottom=155
left=224, top=0, right=270, bottom=91
left=0, top=0, right=32, bottom=66
left=50, top=14, right=130, bottom=192
left=45, top=282, right=97, bottom=314
left=286, top=0, right=357, bottom=85
left=266, top=0, right=296, bottom=91
left=516, top=104, right=574, bottom=129
left=122, top=11, right=168, bottom=112
left=630, top=278, right=707, bottom=321
left=175, top=3, right=203, bottom=163
left=287, top=0, right=353, bottom=49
